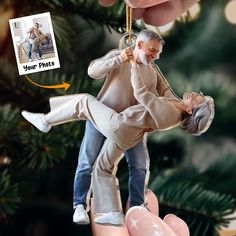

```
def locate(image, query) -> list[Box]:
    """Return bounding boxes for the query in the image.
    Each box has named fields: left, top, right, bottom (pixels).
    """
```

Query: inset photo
left=9, top=12, right=60, bottom=75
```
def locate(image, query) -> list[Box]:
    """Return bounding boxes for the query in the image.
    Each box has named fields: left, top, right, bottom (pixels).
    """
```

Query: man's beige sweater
left=88, top=49, right=179, bottom=113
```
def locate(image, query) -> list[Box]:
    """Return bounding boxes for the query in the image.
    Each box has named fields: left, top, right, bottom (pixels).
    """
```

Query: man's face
left=138, top=39, right=161, bottom=65
left=34, top=23, right=39, bottom=29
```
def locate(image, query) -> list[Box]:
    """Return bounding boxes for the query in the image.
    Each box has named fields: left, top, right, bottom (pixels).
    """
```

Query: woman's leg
left=22, top=94, right=121, bottom=142
left=73, top=121, right=106, bottom=224
left=45, top=94, right=120, bottom=142
left=92, top=139, right=124, bottom=214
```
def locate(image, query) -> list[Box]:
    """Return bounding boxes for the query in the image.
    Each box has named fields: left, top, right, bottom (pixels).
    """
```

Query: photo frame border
left=9, top=12, right=60, bottom=75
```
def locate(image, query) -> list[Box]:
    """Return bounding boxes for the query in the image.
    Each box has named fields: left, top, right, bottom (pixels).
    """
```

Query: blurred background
left=0, top=0, right=236, bottom=235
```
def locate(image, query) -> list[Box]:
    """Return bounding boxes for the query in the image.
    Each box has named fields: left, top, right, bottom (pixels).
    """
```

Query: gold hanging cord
left=126, top=4, right=133, bottom=41
left=118, top=5, right=135, bottom=49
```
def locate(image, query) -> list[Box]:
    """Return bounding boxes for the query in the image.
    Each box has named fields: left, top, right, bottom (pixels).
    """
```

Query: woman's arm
left=130, top=63, right=159, bottom=109
left=130, top=62, right=181, bottom=129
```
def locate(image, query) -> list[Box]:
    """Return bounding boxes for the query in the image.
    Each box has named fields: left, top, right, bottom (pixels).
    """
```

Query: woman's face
left=183, top=92, right=205, bottom=111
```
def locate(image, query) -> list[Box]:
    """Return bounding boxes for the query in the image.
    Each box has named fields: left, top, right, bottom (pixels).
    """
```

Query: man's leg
left=73, top=120, right=106, bottom=209
left=27, top=42, right=32, bottom=61
left=37, top=44, right=42, bottom=59
left=125, top=135, right=150, bottom=208
left=73, top=120, right=106, bottom=224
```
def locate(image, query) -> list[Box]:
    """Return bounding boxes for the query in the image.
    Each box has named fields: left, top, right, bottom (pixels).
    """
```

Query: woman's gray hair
left=136, top=30, right=165, bottom=46
left=181, top=96, right=215, bottom=136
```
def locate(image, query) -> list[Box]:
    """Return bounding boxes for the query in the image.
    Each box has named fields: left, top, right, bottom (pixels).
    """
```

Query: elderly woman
left=22, top=61, right=214, bottom=226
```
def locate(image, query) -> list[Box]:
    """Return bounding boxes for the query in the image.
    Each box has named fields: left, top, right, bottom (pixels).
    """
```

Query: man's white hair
left=136, top=30, right=165, bottom=45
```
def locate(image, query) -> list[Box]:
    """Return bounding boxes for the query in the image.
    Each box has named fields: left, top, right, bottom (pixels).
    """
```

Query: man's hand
left=120, top=47, right=134, bottom=63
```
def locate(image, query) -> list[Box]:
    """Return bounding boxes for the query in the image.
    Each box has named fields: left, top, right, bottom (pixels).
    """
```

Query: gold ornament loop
left=119, top=32, right=137, bottom=49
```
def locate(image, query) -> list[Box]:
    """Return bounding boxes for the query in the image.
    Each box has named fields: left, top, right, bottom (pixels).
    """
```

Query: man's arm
left=87, top=47, right=133, bottom=79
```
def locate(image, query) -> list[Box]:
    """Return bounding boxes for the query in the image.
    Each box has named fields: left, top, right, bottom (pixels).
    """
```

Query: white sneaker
left=21, top=110, right=51, bottom=133
left=28, top=58, right=33, bottom=62
left=94, top=211, right=125, bottom=226
left=73, top=204, right=90, bottom=225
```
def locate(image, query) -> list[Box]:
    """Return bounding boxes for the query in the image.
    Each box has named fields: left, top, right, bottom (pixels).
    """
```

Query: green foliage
left=51, top=15, right=73, bottom=56
left=151, top=175, right=235, bottom=236
left=162, top=69, right=236, bottom=136
left=200, top=154, right=236, bottom=199
left=161, top=0, right=236, bottom=75
left=147, top=136, right=186, bottom=174
left=31, top=69, right=95, bottom=96
left=149, top=153, right=236, bottom=235
left=19, top=125, right=80, bottom=169
left=0, top=105, right=20, bottom=138
left=39, top=0, right=126, bottom=33
left=0, top=105, right=21, bottom=158
left=0, top=170, right=20, bottom=219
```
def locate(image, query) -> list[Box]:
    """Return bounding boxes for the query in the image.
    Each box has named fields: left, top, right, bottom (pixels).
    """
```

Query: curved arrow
left=24, top=75, right=70, bottom=91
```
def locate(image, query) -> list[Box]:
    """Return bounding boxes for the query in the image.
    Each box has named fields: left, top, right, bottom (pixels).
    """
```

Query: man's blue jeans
left=73, top=120, right=149, bottom=209
left=27, top=42, right=42, bottom=60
